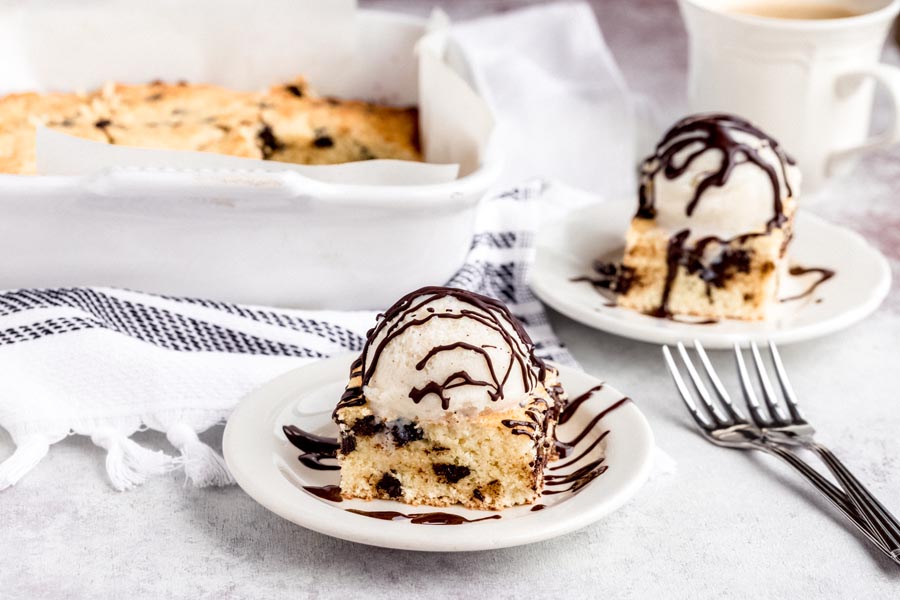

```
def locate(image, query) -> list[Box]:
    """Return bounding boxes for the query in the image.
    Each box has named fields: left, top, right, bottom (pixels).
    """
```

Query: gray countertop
left=2, top=1, right=899, bottom=598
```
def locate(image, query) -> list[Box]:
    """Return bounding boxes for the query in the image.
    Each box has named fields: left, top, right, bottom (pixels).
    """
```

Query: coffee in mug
left=730, top=3, right=858, bottom=20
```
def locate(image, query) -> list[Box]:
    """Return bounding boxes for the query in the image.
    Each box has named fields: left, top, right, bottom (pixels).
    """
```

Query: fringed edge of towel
left=166, top=423, right=234, bottom=487
left=0, top=434, right=50, bottom=490
left=1, top=410, right=235, bottom=492
left=90, top=428, right=179, bottom=492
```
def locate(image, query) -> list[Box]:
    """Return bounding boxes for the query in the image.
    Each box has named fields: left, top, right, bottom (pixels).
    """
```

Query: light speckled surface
left=2, top=1, right=900, bottom=598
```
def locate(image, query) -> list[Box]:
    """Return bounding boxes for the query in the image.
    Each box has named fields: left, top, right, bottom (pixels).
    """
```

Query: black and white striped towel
left=0, top=184, right=575, bottom=492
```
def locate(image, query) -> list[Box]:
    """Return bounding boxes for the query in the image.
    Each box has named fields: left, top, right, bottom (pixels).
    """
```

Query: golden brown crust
left=0, top=77, right=420, bottom=174
left=261, top=89, right=421, bottom=165
left=0, top=90, right=111, bottom=174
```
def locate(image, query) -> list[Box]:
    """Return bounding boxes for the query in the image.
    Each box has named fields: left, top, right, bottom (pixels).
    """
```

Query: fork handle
left=807, top=442, right=900, bottom=558
left=753, top=442, right=893, bottom=559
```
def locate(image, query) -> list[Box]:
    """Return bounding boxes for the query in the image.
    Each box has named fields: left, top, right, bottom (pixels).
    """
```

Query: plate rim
left=223, top=352, right=655, bottom=552
left=530, top=202, right=892, bottom=348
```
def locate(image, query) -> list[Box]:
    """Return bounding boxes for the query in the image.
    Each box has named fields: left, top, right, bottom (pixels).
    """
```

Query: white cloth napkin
left=0, top=2, right=655, bottom=491
left=451, top=1, right=645, bottom=198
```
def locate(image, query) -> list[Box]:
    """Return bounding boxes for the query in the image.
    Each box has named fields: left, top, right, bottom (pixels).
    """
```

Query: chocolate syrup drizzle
left=333, top=357, right=365, bottom=416
left=638, top=113, right=795, bottom=228
left=354, top=287, right=547, bottom=412
left=781, top=265, right=835, bottom=303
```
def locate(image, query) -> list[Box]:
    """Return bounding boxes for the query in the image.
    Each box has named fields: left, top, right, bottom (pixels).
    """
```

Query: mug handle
left=827, top=64, right=900, bottom=175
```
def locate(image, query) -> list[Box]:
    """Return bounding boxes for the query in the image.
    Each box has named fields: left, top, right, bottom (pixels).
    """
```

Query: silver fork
left=735, top=340, right=900, bottom=562
left=663, top=341, right=898, bottom=564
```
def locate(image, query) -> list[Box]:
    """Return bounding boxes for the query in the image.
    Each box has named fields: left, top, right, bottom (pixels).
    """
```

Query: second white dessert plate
left=530, top=201, right=891, bottom=348
left=223, top=353, right=654, bottom=552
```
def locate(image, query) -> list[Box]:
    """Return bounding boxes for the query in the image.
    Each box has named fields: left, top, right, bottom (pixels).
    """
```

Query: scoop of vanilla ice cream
left=647, top=128, right=801, bottom=240
left=362, top=293, right=540, bottom=422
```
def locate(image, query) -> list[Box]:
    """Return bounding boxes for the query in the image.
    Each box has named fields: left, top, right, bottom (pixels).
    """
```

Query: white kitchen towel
left=0, top=183, right=575, bottom=492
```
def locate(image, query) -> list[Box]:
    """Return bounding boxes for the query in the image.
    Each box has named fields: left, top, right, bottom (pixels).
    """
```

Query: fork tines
left=663, top=341, right=745, bottom=431
left=664, top=340, right=806, bottom=431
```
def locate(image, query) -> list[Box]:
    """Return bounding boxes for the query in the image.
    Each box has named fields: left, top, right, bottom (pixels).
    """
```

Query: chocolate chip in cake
left=388, top=420, right=424, bottom=447
left=433, top=463, right=471, bottom=484
left=356, top=145, right=375, bottom=160
left=146, top=93, right=163, bottom=102
left=376, top=473, right=402, bottom=498
left=285, top=84, right=304, bottom=98
left=312, top=128, right=335, bottom=148
left=472, top=489, right=485, bottom=502
left=350, top=415, right=384, bottom=437
left=258, top=124, right=283, bottom=159
left=340, top=434, right=356, bottom=454
left=92, top=119, right=116, bottom=144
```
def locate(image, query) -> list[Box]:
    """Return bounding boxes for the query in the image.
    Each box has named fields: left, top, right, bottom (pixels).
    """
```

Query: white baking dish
left=0, top=5, right=500, bottom=309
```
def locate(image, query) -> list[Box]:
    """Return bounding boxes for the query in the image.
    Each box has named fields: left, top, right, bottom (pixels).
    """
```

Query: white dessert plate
left=223, top=353, right=654, bottom=552
left=530, top=201, right=891, bottom=348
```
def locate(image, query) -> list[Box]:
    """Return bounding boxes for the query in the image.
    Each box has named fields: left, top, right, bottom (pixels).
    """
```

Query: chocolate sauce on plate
left=781, top=265, right=835, bottom=303
left=304, top=484, right=343, bottom=502
left=551, top=430, right=610, bottom=472
left=543, top=458, right=608, bottom=495
left=298, top=454, right=340, bottom=471
left=559, top=384, right=605, bottom=425
left=544, top=389, right=631, bottom=495
left=346, top=509, right=501, bottom=525
left=283, top=425, right=340, bottom=471
left=556, top=397, right=630, bottom=449
left=283, top=425, right=339, bottom=455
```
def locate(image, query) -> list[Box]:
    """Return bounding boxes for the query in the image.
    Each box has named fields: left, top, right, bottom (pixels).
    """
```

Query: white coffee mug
left=679, top=0, right=900, bottom=192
